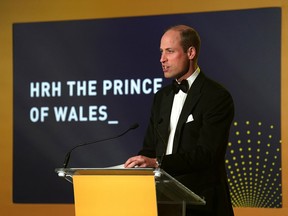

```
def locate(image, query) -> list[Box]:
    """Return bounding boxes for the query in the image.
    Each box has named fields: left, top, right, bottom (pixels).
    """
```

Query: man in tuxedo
left=124, top=25, right=234, bottom=216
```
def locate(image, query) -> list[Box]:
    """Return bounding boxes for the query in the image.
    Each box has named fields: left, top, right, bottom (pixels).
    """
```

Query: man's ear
left=187, top=46, right=196, bottom=60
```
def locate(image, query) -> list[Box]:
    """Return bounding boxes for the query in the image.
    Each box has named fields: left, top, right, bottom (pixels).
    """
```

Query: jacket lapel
left=156, top=87, right=174, bottom=152
left=172, top=72, right=206, bottom=153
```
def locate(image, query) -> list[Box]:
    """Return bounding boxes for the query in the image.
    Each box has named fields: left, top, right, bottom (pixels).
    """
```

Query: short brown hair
left=166, top=25, right=201, bottom=61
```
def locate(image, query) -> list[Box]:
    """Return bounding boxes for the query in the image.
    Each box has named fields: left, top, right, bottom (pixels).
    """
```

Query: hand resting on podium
left=124, top=155, right=158, bottom=168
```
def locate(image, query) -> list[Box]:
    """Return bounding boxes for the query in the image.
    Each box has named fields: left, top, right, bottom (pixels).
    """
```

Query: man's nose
left=160, top=53, right=167, bottom=63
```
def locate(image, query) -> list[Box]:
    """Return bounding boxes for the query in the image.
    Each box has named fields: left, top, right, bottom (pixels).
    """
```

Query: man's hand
left=124, top=155, right=157, bottom=168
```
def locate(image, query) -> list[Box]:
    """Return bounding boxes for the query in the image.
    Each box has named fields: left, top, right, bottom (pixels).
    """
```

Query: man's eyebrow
left=160, top=47, right=173, bottom=51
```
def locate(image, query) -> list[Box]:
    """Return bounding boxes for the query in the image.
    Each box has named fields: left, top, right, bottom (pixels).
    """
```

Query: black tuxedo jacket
left=139, top=72, right=234, bottom=216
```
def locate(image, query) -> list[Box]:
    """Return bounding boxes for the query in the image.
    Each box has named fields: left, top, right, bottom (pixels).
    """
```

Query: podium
left=55, top=168, right=205, bottom=216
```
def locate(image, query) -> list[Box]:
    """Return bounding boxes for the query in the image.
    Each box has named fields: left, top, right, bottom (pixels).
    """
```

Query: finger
left=139, top=163, right=147, bottom=168
left=124, top=159, right=138, bottom=168
left=124, top=156, right=137, bottom=167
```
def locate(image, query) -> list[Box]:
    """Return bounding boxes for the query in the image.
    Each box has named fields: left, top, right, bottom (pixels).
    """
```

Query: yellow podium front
left=72, top=169, right=157, bottom=216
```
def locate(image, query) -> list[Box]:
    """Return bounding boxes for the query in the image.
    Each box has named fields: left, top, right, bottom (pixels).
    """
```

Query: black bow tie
left=172, top=79, right=189, bottom=94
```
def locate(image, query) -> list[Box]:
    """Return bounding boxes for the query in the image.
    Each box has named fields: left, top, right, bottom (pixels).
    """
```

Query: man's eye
left=160, top=49, right=174, bottom=55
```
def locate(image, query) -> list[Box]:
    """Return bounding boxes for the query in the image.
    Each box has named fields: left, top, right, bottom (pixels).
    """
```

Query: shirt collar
left=185, top=67, right=200, bottom=89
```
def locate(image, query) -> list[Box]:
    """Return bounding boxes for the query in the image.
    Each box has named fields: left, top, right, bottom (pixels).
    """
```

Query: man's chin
left=163, top=73, right=174, bottom=79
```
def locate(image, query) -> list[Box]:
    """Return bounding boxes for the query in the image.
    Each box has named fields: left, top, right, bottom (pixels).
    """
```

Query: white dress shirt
left=166, top=68, right=200, bottom=155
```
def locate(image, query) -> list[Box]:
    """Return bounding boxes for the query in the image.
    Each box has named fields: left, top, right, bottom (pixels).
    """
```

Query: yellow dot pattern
left=226, top=120, right=282, bottom=207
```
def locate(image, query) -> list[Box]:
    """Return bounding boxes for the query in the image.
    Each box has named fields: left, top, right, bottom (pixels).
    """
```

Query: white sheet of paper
left=106, top=164, right=125, bottom=169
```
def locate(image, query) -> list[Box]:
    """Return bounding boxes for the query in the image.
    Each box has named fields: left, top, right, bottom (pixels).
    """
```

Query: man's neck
left=177, top=64, right=199, bottom=82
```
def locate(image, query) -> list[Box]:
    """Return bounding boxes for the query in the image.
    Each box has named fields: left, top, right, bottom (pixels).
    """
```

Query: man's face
left=160, top=30, right=191, bottom=81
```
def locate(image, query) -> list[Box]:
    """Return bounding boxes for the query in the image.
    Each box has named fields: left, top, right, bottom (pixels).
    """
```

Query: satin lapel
left=157, top=87, right=174, bottom=149
left=172, top=72, right=206, bottom=153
